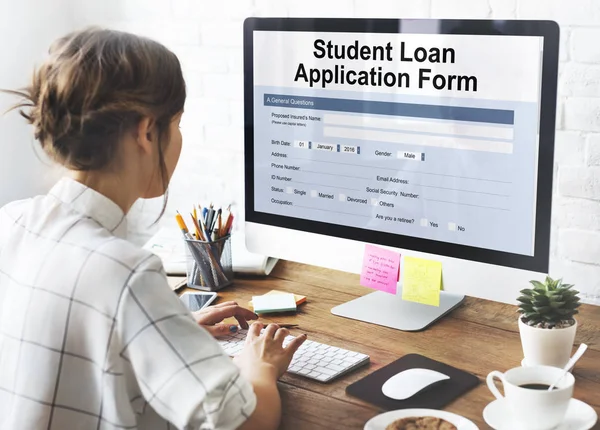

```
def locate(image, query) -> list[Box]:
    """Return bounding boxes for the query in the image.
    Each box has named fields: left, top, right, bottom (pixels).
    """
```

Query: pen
left=198, top=215, right=211, bottom=242
left=206, top=206, right=215, bottom=233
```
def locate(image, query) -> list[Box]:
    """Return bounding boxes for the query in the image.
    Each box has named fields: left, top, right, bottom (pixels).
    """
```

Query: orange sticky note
left=360, top=244, right=400, bottom=294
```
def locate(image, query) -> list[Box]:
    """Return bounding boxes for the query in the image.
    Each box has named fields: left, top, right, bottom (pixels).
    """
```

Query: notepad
left=249, top=290, right=306, bottom=309
left=252, top=293, right=297, bottom=314
left=402, top=256, right=442, bottom=306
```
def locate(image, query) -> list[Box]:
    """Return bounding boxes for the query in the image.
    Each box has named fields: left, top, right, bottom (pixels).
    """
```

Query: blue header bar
left=263, top=94, right=514, bottom=125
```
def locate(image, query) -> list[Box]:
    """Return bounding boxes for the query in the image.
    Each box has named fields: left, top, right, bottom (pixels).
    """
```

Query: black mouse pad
left=346, top=353, right=479, bottom=410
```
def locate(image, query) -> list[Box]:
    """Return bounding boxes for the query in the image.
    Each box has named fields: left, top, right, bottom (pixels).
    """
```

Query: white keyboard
left=218, top=329, right=370, bottom=382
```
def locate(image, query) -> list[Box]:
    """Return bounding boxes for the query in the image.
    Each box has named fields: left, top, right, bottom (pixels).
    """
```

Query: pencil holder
left=184, top=235, right=233, bottom=291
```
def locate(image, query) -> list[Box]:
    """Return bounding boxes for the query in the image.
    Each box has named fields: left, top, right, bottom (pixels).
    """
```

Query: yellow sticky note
left=402, top=256, right=442, bottom=307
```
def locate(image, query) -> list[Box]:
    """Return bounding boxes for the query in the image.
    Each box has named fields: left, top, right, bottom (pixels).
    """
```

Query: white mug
left=486, top=365, right=574, bottom=430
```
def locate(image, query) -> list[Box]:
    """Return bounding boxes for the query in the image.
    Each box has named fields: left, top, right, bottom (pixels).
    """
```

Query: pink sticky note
left=360, top=244, right=400, bottom=294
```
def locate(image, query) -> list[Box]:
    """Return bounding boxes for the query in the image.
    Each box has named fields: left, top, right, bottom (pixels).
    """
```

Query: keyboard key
left=326, top=363, right=346, bottom=373
left=314, top=366, right=336, bottom=376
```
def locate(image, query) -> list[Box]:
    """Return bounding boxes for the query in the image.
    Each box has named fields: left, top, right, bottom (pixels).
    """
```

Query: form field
left=323, top=113, right=514, bottom=140
left=324, top=127, right=513, bottom=154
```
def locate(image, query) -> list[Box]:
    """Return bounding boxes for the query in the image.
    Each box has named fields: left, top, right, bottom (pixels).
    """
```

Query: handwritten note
left=360, top=244, right=400, bottom=294
left=402, top=256, right=442, bottom=306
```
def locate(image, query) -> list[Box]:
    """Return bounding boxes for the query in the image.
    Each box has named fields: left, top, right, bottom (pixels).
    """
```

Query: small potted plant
left=517, top=276, right=581, bottom=368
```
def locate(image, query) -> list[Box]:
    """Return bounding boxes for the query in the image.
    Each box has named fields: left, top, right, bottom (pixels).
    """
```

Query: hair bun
left=3, top=27, right=186, bottom=171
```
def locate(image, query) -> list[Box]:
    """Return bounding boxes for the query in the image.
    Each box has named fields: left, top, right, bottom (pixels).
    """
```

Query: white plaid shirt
left=0, top=178, right=256, bottom=430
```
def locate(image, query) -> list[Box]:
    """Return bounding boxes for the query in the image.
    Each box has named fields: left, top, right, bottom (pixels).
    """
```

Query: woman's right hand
left=233, top=322, right=307, bottom=381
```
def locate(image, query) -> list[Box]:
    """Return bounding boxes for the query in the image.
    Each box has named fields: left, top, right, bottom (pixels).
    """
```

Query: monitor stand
left=331, top=288, right=465, bottom=332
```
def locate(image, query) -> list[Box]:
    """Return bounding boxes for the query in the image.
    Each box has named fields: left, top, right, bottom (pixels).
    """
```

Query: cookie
left=385, top=416, right=458, bottom=430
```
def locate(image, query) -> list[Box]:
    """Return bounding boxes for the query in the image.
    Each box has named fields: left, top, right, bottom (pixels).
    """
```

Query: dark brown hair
left=4, top=27, right=186, bottom=206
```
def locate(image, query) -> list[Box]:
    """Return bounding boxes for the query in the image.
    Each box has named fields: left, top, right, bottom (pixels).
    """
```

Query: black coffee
left=519, top=383, right=553, bottom=390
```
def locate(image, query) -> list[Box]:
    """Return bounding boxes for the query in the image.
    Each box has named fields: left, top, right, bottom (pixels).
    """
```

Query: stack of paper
left=251, top=293, right=297, bottom=314
left=143, top=226, right=278, bottom=276
left=249, top=290, right=306, bottom=309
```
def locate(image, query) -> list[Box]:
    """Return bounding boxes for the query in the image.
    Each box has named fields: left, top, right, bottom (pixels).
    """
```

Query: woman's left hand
left=193, top=301, right=258, bottom=338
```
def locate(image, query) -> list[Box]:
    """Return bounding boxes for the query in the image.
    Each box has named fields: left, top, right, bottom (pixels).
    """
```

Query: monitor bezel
left=243, top=18, right=559, bottom=273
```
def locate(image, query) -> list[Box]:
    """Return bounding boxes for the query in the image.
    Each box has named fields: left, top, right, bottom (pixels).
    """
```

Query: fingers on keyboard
left=217, top=333, right=369, bottom=382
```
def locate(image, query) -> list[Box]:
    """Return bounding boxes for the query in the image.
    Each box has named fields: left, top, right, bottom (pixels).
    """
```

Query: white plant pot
left=518, top=317, right=577, bottom=368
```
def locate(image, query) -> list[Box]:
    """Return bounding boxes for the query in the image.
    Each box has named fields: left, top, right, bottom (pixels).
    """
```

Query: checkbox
left=371, top=198, right=378, bottom=206
left=310, top=190, right=317, bottom=197
left=420, top=218, right=428, bottom=227
left=339, top=194, right=346, bottom=202
left=286, top=187, right=293, bottom=194
left=448, top=222, right=456, bottom=231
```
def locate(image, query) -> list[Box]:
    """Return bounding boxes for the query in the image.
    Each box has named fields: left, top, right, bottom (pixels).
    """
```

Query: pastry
left=385, top=416, right=457, bottom=430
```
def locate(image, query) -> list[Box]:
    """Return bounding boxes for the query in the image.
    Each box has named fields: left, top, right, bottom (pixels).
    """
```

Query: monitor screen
left=244, top=19, right=558, bottom=272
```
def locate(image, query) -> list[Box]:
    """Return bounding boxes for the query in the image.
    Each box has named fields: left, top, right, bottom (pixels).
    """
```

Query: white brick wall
left=431, top=0, right=492, bottom=18
left=571, top=29, right=600, bottom=63
left=72, top=0, right=600, bottom=304
left=586, top=134, right=600, bottom=165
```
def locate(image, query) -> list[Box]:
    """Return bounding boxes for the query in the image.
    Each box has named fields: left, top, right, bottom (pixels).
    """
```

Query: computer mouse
left=381, top=368, right=450, bottom=400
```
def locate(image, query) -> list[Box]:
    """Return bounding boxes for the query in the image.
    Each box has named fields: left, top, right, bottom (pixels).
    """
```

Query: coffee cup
left=486, top=365, right=574, bottom=430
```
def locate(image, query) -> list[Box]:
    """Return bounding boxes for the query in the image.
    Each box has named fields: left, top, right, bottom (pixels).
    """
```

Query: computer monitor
left=243, top=18, right=559, bottom=331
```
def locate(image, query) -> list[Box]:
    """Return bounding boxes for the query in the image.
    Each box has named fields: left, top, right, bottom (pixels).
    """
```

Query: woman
left=0, top=27, right=305, bottom=430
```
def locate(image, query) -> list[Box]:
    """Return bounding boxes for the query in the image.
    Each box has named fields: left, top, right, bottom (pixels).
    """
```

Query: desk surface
left=171, top=260, right=600, bottom=430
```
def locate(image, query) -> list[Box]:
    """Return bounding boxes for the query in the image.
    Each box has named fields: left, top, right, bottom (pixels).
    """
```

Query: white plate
left=364, top=408, right=479, bottom=430
left=483, top=398, right=598, bottom=430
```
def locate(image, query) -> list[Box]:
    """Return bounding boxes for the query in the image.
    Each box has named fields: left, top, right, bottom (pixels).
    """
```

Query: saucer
left=483, top=398, right=597, bottom=430
left=365, top=408, right=478, bottom=430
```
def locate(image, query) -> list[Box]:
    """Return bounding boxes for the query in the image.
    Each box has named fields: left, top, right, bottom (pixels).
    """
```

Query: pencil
left=190, top=212, right=204, bottom=241
left=225, top=213, right=234, bottom=235
left=221, top=210, right=230, bottom=237
left=216, top=210, right=222, bottom=238
left=190, top=210, right=199, bottom=236
left=175, top=211, right=192, bottom=239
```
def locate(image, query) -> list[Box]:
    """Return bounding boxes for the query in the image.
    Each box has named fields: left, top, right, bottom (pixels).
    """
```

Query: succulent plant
left=517, top=276, right=581, bottom=329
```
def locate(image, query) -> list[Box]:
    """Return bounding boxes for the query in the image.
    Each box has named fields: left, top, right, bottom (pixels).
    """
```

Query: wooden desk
left=172, top=260, right=600, bottom=429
